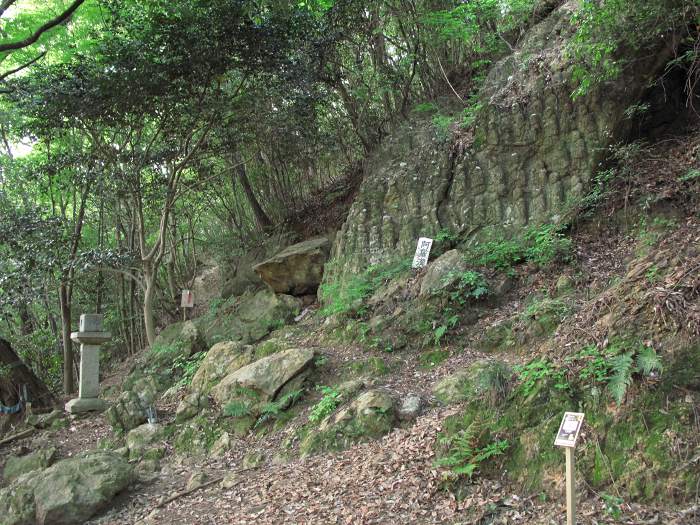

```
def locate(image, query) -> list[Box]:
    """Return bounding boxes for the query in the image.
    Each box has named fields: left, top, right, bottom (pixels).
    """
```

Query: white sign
left=412, top=237, right=433, bottom=268
left=180, top=290, right=194, bottom=308
left=554, top=412, right=585, bottom=448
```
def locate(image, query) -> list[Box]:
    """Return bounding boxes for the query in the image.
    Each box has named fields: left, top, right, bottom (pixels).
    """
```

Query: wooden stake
left=566, top=446, right=576, bottom=525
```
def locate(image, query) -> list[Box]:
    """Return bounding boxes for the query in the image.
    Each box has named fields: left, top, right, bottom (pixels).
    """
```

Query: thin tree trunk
left=234, top=159, right=272, bottom=230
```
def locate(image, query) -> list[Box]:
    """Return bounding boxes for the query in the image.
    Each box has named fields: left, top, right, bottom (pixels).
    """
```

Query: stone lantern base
left=65, top=397, right=107, bottom=414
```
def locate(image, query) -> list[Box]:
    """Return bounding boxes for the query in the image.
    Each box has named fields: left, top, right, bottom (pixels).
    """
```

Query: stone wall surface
left=328, top=2, right=672, bottom=282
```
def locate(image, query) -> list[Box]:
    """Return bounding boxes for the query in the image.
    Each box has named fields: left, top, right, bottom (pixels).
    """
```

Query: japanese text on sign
left=554, top=412, right=585, bottom=448
left=412, top=237, right=433, bottom=269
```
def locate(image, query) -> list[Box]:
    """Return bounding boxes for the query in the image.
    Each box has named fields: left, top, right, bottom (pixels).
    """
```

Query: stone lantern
left=65, top=314, right=111, bottom=414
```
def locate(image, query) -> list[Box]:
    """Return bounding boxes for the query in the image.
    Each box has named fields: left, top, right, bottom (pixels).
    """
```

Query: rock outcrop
left=0, top=451, right=132, bottom=525
left=105, top=376, right=158, bottom=433
left=212, top=347, right=314, bottom=408
left=3, top=447, right=57, bottom=482
left=197, top=289, right=301, bottom=347
left=300, top=390, right=395, bottom=456
left=327, top=1, right=674, bottom=284
left=253, top=237, right=330, bottom=295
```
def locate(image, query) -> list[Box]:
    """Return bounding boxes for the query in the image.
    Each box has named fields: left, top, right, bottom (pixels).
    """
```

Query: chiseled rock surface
left=253, top=237, right=330, bottom=295
left=326, top=1, right=671, bottom=284
left=0, top=451, right=132, bottom=525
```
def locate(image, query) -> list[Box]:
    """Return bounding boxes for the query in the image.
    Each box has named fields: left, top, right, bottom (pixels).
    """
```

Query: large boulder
left=191, top=341, right=253, bottom=394
left=105, top=376, right=158, bottom=433
left=197, top=289, right=301, bottom=347
left=253, top=237, right=330, bottom=295
left=3, top=447, right=57, bottom=482
left=300, top=390, right=395, bottom=456
left=0, top=451, right=132, bottom=525
left=152, top=320, right=205, bottom=359
left=212, top=348, right=315, bottom=408
left=419, top=249, right=468, bottom=297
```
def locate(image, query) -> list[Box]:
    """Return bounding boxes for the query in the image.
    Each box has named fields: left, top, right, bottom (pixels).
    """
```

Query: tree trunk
left=59, top=284, right=74, bottom=395
left=143, top=263, right=157, bottom=347
left=235, top=160, right=272, bottom=230
left=0, top=338, right=56, bottom=410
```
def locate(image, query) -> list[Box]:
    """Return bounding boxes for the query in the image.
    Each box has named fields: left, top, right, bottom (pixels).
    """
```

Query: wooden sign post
left=554, top=412, right=585, bottom=525
left=181, top=289, right=194, bottom=321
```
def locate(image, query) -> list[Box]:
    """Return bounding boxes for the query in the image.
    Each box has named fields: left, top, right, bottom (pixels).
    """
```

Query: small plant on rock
left=309, top=386, right=341, bottom=424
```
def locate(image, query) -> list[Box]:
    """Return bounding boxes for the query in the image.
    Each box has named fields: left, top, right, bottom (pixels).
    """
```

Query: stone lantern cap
left=71, top=314, right=111, bottom=345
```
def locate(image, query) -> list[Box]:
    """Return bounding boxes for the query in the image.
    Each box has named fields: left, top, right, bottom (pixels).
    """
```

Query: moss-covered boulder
left=433, top=360, right=511, bottom=405
left=197, top=289, right=302, bottom=347
left=105, top=376, right=158, bottom=433
left=0, top=451, right=132, bottom=525
left=3, top=447, right=57, bottom=482
left=152, top=320, right=205, bottom=359
left=253, top=237, right=330, bottom=295
left=175, top=391, right=211, bottom=422
left=190, top=341, right=253, bottom=394
left=419, top=249, right=467, bottom=297
left=300, top=390, right=395, bottom=456
left=125, top=423, right=164, bottom=460
left=212, top=348, right=315, bottom=408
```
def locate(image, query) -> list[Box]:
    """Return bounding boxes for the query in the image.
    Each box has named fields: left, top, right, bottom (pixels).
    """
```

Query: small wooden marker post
left=554, top=412, right=585, bottom=525
left=181, top=289, right=194, bottom=321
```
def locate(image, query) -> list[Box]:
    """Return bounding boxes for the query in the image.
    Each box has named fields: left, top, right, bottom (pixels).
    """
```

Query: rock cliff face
left=328, top=2, right=673, bottom=281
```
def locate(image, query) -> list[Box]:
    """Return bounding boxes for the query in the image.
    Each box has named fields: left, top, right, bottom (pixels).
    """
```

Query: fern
left=607, top=352, right=634, bottom=404
left=636, top=346, right=663, bottom=376
left=224, top=400, right=251, bottom=418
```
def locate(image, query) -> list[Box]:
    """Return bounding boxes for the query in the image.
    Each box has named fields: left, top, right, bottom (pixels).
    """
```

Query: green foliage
left=255, top=389, right=304, bottom=428
left=173, top=351, right=207, bottom=389
left=514, top=358, right=568, bottom=397
left=319, top=259, right=412, bottom=317
left=567, top=0, right=693, bottom=98
left=223, top=385, right=261, bottom=418
left=679, top=169, right=700, bottom=182
left=449, top=270, right=489, bottom=301
left=523, top=224, right=572, bottom=266
left=601, top=493, right=624, bottom=519
left=435, top=228, right=458, bottom=243
left=223, top=400, right=252, bottom=418
left=308, top=385, right=341, bottom=424
left=436, top=414, right=509, bottom=478
left=469, top=223, right=571, bottom=271
left=413, top=101, right=438, bottom=114
left=573, top=342, right=663, bottom=404
left=607, top=352, right=635, bottom=405
left=475, top=361, right=512, bottom=406
left=635, top=346, right=663, bottom=376
left=432, top=113, right=454, bottom=140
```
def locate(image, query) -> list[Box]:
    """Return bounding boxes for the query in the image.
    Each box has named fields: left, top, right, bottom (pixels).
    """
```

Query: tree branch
left=0, top=51, right=47, bottom=81
left=0, top=0, right=86, bottom=53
